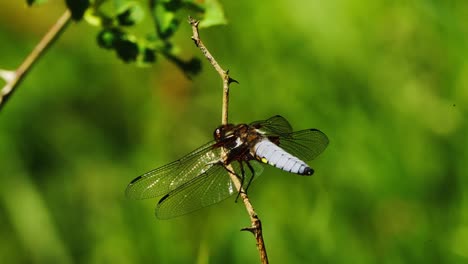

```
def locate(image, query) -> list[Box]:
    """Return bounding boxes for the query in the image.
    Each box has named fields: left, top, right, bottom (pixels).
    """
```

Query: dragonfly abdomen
left=253, top=139, right=313, bottom=175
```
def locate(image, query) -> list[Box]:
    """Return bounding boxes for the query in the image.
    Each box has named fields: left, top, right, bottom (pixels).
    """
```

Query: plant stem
left=188, top=16, right=269, bottom=264
left=0, top=10, right=72, bottom=111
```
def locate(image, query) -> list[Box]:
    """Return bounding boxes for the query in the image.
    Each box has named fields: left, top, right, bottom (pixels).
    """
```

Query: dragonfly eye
left=214, top=127, right=223, bottom=141
left=214, top=124, right=235, bottom=141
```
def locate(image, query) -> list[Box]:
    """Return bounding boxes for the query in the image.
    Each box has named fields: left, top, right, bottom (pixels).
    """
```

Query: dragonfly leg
left=244, top=161, right=255, bottom=193
left=234, top=161, right=247, bottom=202
left=223, top=164, right=245, bottom=191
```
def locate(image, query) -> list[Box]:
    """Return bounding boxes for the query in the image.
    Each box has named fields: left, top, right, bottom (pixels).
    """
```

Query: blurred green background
left=1, top=1, right=467, bottom=263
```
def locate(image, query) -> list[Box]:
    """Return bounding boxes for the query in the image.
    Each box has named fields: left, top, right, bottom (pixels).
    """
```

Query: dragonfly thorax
left=213, top=123, right=264, bottom=164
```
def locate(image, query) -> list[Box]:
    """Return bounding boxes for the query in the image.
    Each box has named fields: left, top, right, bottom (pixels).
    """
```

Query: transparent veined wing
left=156, top=161, right=263, bottom=219
left=250, top=115, right=293, bottom=136
left=275, top=129, right=329, bottom=162
left=126, top=141, right=222, bottom=200
left=250, top=115, right=329, bottom=161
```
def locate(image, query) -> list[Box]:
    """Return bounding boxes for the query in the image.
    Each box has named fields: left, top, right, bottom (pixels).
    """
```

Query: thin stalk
left=0, top=10, right=71, bottom=111
left=188, top=16, right=269, bottom=264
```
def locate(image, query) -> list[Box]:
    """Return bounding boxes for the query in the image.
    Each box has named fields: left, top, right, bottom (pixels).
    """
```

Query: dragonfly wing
left=126, top=141, right=222, bottom=199
left=276, top=129, right=329, bottom=161
left=155, top=163, right=233, bottom=219
left=250, top=115, right=293, bottom=136
left=155, top=161, right=264, bottom=219
left=251, top=116, right=329, bottom=161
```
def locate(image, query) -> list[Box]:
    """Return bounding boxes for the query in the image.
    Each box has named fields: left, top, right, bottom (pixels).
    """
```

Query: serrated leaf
left=116, top=1, right=145, bottom=26
left=65, top=0, right=90, bottom=21
left=199, top=0, right=227, bottom=28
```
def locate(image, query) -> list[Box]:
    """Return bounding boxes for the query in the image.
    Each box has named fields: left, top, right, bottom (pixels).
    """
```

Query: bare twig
left=0, top=10, right=72, bottom=111
left=188, top=16, right=268, bottom=264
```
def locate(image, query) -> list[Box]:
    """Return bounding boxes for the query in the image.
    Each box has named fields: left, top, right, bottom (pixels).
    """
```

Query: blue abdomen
left=253, top=139, right=313, bottom=175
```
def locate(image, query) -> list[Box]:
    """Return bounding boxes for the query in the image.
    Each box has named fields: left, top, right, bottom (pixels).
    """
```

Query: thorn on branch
left=241, top=226, right=257, bottom=235
left=191, top=37, right=200, bottom=47
left=188, top=16, right=201, bottom=47
left=224, top=70, right=238, bottom=85
left=188, top=16, right=199, bottom=28
left=187, top=15, right=269, bottom=263
left=228, top=77, right=239, bottom=84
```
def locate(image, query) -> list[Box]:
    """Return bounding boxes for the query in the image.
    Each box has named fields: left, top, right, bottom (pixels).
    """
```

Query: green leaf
left=163, top=0, right=183, bottom=12
left=84, top=9, right=103, bottom=26
left=65, top=0, right=90, bottom=21
left=116, top=1, right=145, bottom=26
left=179, top=0, right=204, bottom=13
left=182, top=57, right=202, bottom=75
left=199, top=0, right=227, bottom=28
left=141, top=48, right=156, bottom=64
left=115, top=39, right=139, bottom=63
left=26, top=0, right=48, bottom=6
left=97, top=28, right=124, bottom=49
left=84, top=7, right=114, bottom=27
left=151, top=0, right=181, bottom=40
left=160, top=17, right=180, bottom=39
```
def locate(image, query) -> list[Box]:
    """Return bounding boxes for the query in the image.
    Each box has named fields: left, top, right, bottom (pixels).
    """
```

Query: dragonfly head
left=214, top=124, right=235, bottom=142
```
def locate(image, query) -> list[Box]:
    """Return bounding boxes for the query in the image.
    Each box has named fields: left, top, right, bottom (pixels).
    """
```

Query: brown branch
left=188, top=16, right=268, bottom=264
left=0, top=10, right=72, bottom=111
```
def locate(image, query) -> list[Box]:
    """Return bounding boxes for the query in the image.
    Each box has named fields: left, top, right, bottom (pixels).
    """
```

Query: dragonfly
left=126, top=115, right=329, bottom=219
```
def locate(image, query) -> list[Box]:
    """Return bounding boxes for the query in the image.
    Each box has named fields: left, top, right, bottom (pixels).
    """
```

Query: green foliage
left=116, top=2, right=145, bottom=26
left=142, top=47, right=157, bottom=63
left=199, top=0, right=226, bottom=28
left=26, top=0, right=48, bottom=6
left=96, top=28, right=123, bottom=49
left=65, top=0, right=90, bottom=20
left=114, top=38, right=139, bottom=62
left=27, top=0, right=225, bottom=72
left=3, top=0, right=468, bottom=263
left=97, top=27, right=151, bottom=63
left=151, top=0, right=181, bottom=40
left=60, top=0, right=226, bottom=74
